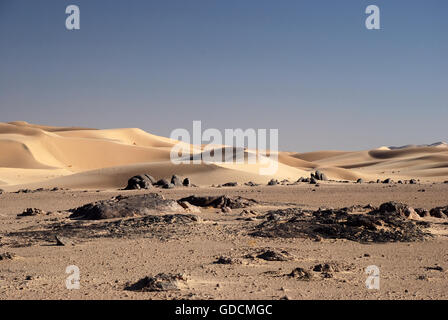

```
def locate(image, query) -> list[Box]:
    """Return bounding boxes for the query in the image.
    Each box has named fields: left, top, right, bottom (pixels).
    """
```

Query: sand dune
left=0, top=121, right=447, bottom=190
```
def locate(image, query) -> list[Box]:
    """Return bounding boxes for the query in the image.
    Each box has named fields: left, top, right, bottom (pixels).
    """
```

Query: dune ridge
left=0, top=121, right=447, bottom=190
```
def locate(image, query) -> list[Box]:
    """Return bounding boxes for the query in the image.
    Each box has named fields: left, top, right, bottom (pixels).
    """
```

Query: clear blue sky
left=0, top=0, right=447, bottom=151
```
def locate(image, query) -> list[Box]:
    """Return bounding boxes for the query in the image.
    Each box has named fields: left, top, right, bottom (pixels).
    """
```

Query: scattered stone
left=240, top=209, right=258, bottom=217
left=382, top=178, right=392, bottom=184
left=256, top=249, right=293, bottom=261
left=0, top=252, right=16, bottom=261
left=429, top=206, right=448, bottom=219
left=288, top=268, right=313, bottom=281
left=296, top=177, right=305, bottom=183
left=125, top=174, right=155, bottom=190
left=309, top=177, right=317, bottom=184
left=244, top=181, right=259, bottom=187
left=17, top=208, right=46, bottom=217
left=409, top=179, right=417, bottom=184
left=425, top=266, right=444, bottom=272
left=221, top=206, right=232, bottom=214
left=15, top=189, right=32, bottom=194
left=179, top=195, right=257, bottom=209
left=417, top=275, right=428, bottom=281
left=313, top=263, right=340, bottom=273
left=222, top=182, right=238, bottom=187
left=55, top=235, right=72, bottom=246
left=312, top=170, right=328, bottom=181
left=70, top=194, right=187, bottom=220
left=214, top=256, right=240, bottom=265
left=162, top=183, right=175, bottom=189
left=182, top=178, right=191, bottom=187
left=251, top=203, right=430, bottom=242
left=267, top=179, right=278, bottom=186
left=125, top=273, right=187, bottom=292
left=357, top=179, right=364, bottom=184
left=155, top=178, right=170, bottom=187
left=376, top=202, right=413, bottom=219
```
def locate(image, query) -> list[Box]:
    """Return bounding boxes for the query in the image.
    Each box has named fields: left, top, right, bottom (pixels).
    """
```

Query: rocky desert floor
left=1, top=182, right=448, bottom=300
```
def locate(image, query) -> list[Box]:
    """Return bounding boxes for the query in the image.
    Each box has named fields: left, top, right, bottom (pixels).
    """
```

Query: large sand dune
left=0, top=121, right=447, bottom=190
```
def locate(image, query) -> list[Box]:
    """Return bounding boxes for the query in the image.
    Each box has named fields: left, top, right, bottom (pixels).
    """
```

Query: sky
left=0, top=0, right=447, bottom=151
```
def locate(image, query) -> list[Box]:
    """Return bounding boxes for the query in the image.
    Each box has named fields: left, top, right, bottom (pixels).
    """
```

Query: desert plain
left=0, top=121, right=448, bottom=300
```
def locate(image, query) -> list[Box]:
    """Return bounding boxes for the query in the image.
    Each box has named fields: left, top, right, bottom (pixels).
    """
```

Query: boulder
left=222, top=182, right=238, bottom=187
left=429, top=206, right=448, bottom=219
left=171, top=175, right=183, bottom=187
left=256, top=249, right=293, bottom=261
left=125, top=273, right=187, bottom=292
left=182, top=178, right=191, bottom=187
left=179, top=195, right=257, bottom=209
left=288, top=268, right=313, bottom=281
left=409, top=179, right=417, bottom=184
left=155, top=178, right=170, bottom=187
left=69, top=194, right=187, bottom=220
left=267, top=179, right=278, bottom=186
left=125, top=174, right=155, bottom=190
left=357, top=178, right=364, bottom=184
left=17, top=208, right=46, bottom=217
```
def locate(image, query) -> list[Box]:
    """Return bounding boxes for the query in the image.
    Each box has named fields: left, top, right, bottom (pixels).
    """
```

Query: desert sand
left=1, top=121, right=447, bottom=300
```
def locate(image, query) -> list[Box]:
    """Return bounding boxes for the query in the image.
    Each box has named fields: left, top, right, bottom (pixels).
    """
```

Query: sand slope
left=0, top=121, right=447, bottom=190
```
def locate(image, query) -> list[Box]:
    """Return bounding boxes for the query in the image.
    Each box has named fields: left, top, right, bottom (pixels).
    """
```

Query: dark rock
left=125, top=174, right=155, bottom=190
left=214, top=256, right=239, bottom=265
left=425, top=266, right=444, bottom=272
left=267, top=179, right=278, bottom=186
left=162, top=183, right=175, bottom=189
left=382, top=178, right=392, bottom=184
left=250, top=204, right=430, bottom=242
left=179, top=195, right=257, bottom=209
left=296, top=177, right=305, bottom=183
left=221, top=206, right=232, bottom=214
left=357, top=179, right=364, bottom=184
left=313, top=263, right=340, bottom=273
left=182, top=178, right=191, bottom=187
left=415, top=208, right=430, bottom=218
left=222, top=182, right=238, bottom=187
left=376, top=201, right=413, bottom=219
left=244, top=181, right=259, bottom=187
left=125, top=273, right=187, bottom=292
left=429, top=206, right=448, bottom=219
left=55, top=235, right=72, bottom=246
left=256, top=249, right=293, bottom=261
left=288, top=268, right=313, bottom=281
left=70, top=194, right=186, bottom=220
left=310, top=177, right=317, bottom=184
left=155, top=178, right=170, bottom=187
left=171, top=175, right=183, bottom=187
left=0, top=252, right=16, bottom=261
left=409, top=179, right=417, bottom=184
left=17, top=208, right=46, bottom=217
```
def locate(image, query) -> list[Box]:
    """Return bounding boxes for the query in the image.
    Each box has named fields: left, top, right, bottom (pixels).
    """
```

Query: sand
left=1, top=122, right=447, bottom=300
left=0, top=121, right=447, bottom=190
